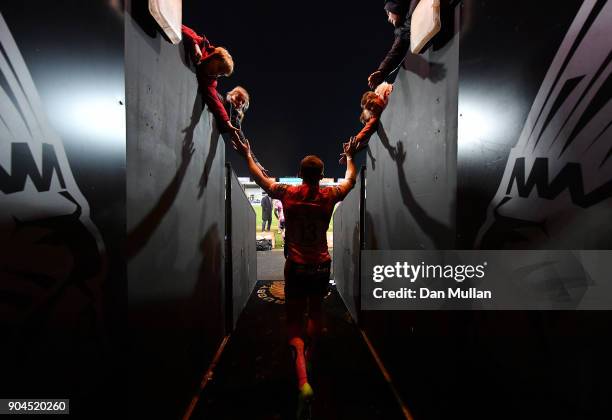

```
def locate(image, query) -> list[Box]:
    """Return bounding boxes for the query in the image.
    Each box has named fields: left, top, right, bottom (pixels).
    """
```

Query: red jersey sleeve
left=354, top=116, right=379, bottom=147
left=202, top=79, right=230, bottom=125
left=329, top=179, right=356, bottom=203
left=268, top=183, right=289, bottom=200
left=181, top=24, right=205, bottom=46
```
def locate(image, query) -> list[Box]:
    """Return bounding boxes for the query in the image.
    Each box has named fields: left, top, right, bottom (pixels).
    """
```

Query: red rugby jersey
left=269, top=182, right=354, bottom=264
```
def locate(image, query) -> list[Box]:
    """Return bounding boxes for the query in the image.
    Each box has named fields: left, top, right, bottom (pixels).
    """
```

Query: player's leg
left=304, top=261, right=330, bottom=369
left=287, top=297, right=308, bottom=388
left=285, top=261, right=308, bottom=386
left=305, top=296, right=323, bottom=365
left=284, top=260, right=314, bottom=415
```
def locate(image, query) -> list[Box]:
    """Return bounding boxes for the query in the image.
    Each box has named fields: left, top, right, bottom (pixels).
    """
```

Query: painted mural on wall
left=476, top=0, right=612, bottom=249
left=0, top=13, right=106, bottom=355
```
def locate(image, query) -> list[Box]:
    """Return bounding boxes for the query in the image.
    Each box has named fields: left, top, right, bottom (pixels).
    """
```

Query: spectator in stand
left=261, top=193, right=273, bottom=232
left=181, top=24, right=240, bottom=143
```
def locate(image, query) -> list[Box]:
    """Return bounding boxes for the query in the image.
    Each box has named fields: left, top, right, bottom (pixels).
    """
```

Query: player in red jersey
left=232, top=135, right=358, bottom=415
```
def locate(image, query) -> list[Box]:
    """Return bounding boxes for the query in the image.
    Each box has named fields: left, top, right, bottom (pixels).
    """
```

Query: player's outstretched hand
left=225, top=121, right=241, bottom=144
left=232, top=136, right=251, bottom=158
left=344, top=136, right=359, bottom=158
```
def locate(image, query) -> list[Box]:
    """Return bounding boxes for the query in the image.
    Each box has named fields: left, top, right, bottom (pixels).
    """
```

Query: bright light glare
left=458, top=99, right=495, bottom=151
left=43, top=82, right=125, bottom=151
left=458, top=91, right=524, bottom=160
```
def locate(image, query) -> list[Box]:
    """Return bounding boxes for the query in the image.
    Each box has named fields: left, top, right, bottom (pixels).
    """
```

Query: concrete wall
left=358, top=6, right=463, bottom=417
left=333, top=168, right=365, bottom=322
left=227, top=164, right=257, bottom=329
left=334, top=2, right=612, bottom=419
left=126, top=0, right=226, bottom=417
left=364, top=5, right=459, bottom=251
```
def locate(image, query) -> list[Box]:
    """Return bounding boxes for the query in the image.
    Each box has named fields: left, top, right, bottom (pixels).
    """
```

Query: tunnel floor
left=190, top=278, right=404, bottom=420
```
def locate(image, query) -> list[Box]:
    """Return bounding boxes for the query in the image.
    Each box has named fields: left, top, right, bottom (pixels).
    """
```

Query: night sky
left=183, top=1, right=393, bottom=178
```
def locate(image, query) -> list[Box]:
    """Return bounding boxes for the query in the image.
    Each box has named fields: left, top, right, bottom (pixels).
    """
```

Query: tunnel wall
left=126, top=1, right=226, bottom=417
left=334, top=1, right=612, bottom=419
left=226, top=164, right=257, bottom=330
left=332, top=167, right=365, bottom=322
left=0, top=1, right=126, bottom=415
left=364, top=5, right=459, bottom=251
left=357, top=5, right=462, bottom=417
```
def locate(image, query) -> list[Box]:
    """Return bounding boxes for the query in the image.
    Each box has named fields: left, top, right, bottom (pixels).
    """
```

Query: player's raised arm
left=335, top=137, right=359, bottom=200
left=231, top=137, right=275, bottom=194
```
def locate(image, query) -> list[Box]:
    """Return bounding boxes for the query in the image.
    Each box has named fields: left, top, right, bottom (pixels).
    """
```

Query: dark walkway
left=257, top=250, right=334, bottom=281
left=191, top=278, right=404, bottom=420
left=257, top=249, right=287, bottom=280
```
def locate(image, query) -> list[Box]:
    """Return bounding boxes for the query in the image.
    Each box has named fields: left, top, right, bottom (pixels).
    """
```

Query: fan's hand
left=194, top=43, right=203, bottom=63
left=368, top=70, right=385, bottom=90
left=225, top=121, right=241, bottom=144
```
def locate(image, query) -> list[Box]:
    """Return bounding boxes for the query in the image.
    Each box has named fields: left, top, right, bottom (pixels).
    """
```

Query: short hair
left=227, top=86, right=250, bottom=110
left=299, top=155, right=324, bottom=183
left=202, top=47, right=234, bottom=76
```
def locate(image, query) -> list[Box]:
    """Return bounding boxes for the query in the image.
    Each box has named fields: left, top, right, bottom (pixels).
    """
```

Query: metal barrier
left=332, top=166, right=365, bottom=323
left=225, top=163, right=257, bottom=331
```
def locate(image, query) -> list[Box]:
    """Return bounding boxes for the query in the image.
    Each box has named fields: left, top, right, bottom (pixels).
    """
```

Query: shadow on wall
left=188, top=223, right=224, bottom=382
left=126, top=0, right=229, bottom=416
left=396, top=0, right=458, bottom=83
left=128, top=0, right=160, bottom=51
left=126, top=136, right=195, bottom=259
left=199, top=129, right=221, bottom=197
left=402, top=54, right=447, bottom=84
left=374, top=124, right=453, bottom=249
left=127, top=82, right=223, bottom=258
left=127, top=223, right=224, bottom=419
